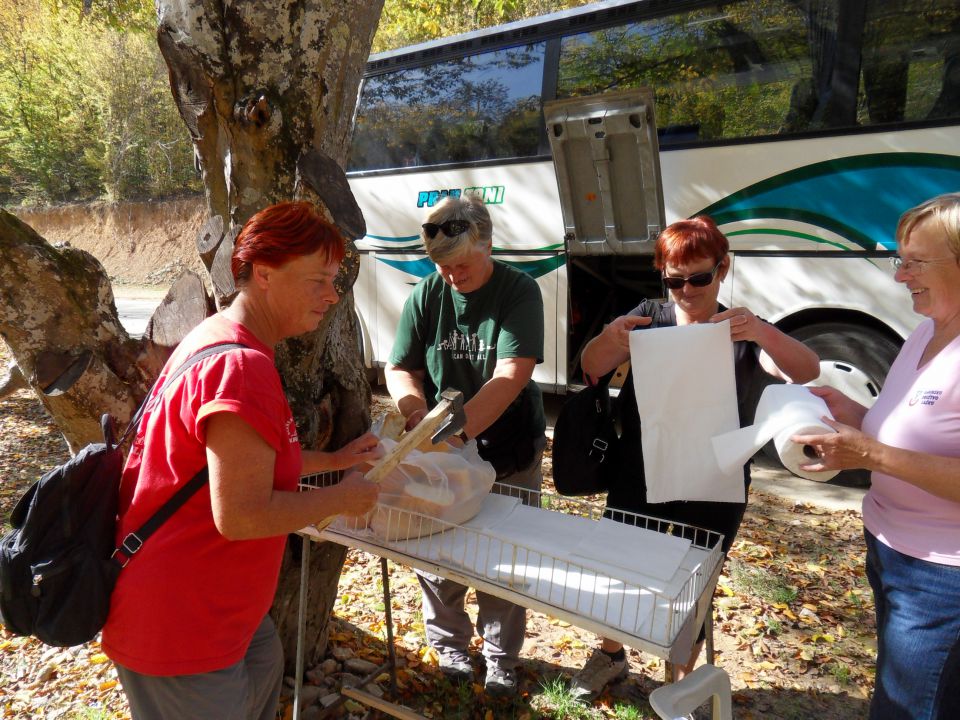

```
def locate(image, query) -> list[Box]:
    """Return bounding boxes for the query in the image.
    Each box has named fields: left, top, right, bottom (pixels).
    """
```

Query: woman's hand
left=405, top=407, right=428, bottom=430
left=711, top=306, right=820, bottom=383
left=792, top=417, right=875, bottom=472
left=333, top=432, right=384, bottom=467
left=601, top=314, right=653, bottom=352
left=333, top=471, right=380, bottom=517
left=710, top=307, right=763, bottom=343
left=807, top=385, right=868, bottom=430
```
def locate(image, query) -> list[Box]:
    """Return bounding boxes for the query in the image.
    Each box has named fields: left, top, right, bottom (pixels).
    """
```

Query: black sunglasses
left=422, top=219, right=471, bottom=239
left=662, top=260, right=723, bottom=290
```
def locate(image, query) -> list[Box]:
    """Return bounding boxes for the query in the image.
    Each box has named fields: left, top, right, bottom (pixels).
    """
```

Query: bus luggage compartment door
left=545, top=87, right=665, bottom=256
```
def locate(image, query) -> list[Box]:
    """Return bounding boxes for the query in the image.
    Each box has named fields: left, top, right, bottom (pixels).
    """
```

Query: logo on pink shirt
left=908, top=389, right=943, bottom=407
left=285, top=417, right=299, bottom=444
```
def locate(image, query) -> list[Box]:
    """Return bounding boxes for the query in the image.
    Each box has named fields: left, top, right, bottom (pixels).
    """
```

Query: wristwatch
left=456, top=430, right=469, bottom=443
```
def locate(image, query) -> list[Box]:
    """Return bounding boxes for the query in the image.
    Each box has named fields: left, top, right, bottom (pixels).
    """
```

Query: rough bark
left=0, top=210, right=148, bottom=451
left=155, top=0, right=385, bottom=673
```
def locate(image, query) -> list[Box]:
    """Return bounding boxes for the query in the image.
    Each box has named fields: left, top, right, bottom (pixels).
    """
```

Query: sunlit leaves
left=0, top=0, right=198, bottom=205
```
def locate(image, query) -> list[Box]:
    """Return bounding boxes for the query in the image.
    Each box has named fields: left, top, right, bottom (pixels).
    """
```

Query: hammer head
left=430, top=389, right=467, bottom=445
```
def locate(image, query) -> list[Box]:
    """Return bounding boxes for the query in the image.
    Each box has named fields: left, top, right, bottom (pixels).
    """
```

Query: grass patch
left=728, top=559, right=798, bottom=604
left=533, top=676, right=597, bottom=719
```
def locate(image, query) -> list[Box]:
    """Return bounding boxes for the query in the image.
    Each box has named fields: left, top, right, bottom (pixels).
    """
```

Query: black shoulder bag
left=0, top=342, right=244, bottom=647
left=551, top=369, right=622, bottom=497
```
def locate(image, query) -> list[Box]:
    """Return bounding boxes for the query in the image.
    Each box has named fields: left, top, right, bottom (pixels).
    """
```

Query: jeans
left=865, top=530, right=960, bottom=720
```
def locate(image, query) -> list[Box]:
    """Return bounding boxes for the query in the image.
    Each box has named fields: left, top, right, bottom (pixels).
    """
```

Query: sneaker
left=438, top=650, right=473, bottom=681
left=569, top=648, right=628, bottom=699
left=484, top=665, right=518, bottom=695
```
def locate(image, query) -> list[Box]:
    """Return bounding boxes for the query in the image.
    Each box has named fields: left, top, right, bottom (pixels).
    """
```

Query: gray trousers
left=418, top=439, right=545, bottom=670
left=115, top=614, right=284, bottom=720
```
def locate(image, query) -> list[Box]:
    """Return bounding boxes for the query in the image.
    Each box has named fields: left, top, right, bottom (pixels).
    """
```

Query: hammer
left=310, top=389, right=466, bottom=532
left=365, top=389, right=466, bottom=484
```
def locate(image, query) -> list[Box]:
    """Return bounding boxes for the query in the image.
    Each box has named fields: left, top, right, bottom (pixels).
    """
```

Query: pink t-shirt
left=862, top=319, right=960, bottom=566
left=102, top=314, right=302, bottom=675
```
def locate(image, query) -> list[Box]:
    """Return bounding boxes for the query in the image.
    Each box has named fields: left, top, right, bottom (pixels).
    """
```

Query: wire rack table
left=293, top=476, right=724, bottom=718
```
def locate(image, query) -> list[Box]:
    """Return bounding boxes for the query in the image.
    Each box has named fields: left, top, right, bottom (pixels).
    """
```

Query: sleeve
left=189, top=350, right=290, bottom=451
left=495, top=274, right=544, bottom=362
left=388, top=280, right=428, bottom=371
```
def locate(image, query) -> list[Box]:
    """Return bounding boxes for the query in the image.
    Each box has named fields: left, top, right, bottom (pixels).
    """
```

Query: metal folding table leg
left=293, top=537, right=311, bottom=720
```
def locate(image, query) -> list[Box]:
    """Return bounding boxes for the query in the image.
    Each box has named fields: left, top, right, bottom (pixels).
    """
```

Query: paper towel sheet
left=711, top=384, right=839, bottom=482
left=572, top=518, right=691, bottom=582
left=629, top=321, right=745, bottom=503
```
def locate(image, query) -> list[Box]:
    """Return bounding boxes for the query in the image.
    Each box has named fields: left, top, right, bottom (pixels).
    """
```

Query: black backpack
left=0, top=342, right=244, bottom=647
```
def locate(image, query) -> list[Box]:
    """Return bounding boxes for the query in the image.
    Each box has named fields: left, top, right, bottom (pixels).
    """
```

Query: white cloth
left=629, top=321, right=745, bottom=503
left=712, top=384, right=839, bottom=482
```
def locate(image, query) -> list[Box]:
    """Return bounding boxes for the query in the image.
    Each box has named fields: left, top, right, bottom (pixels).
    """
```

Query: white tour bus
left=347, top=0, right=960, bottom=408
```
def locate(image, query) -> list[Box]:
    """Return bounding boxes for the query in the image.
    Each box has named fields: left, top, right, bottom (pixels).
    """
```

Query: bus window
left=858, top=1, right=960, bottom=125
left=556, top=0, right=959, bottom=144
left=349, top=43, right=547, bottom=172
left=556, top=1, right=810, bottom=144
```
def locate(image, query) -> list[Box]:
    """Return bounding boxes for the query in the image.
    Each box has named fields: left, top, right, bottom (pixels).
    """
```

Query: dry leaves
left=1, top=345, right=873, bottom=718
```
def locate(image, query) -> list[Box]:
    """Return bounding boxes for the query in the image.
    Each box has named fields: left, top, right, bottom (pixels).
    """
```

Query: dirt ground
left=0, top=205, right=876, bottom=718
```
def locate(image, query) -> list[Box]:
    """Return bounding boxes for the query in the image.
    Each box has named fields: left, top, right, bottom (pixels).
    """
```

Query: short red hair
left=231, top=201, right=346, bottom=283
left=654, top=216, right=728, bottom=270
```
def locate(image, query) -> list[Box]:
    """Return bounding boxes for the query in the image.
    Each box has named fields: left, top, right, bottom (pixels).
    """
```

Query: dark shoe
left=484, top=665, right=518, bottom=695
left=438, top=650, right=473, bottom=681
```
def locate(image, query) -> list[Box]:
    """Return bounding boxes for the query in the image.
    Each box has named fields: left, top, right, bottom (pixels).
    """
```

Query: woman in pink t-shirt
left=795, top=193, right=960, bottom=720
left=103, top=202, right=381, bottom=720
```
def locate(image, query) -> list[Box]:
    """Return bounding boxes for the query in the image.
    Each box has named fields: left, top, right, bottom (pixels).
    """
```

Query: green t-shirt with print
left=389, top=260, right=546, bottom=435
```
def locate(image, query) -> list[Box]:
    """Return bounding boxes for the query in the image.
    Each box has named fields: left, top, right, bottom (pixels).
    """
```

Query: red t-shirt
left=101, top=315, right=302, bottom=676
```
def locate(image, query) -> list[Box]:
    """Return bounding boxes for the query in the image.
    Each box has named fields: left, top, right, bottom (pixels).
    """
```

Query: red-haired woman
left=102, top=202, right=381, bottom=719
left=569, top=215, right=819, bottom=700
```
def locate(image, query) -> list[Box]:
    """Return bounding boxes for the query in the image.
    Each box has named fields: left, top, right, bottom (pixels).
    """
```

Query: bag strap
left=116, top=342, right=247, bottom=447
left=110, top=342, right=246, bottom=567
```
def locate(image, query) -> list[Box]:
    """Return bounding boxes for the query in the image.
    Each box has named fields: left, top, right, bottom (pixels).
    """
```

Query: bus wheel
left=789, top=322, right=901, bottom=488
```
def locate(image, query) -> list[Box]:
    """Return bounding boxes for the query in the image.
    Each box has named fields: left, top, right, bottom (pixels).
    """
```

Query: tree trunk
left=155, top=0, right=385, bottom=673
left=0, top=210, right=147, bottom=451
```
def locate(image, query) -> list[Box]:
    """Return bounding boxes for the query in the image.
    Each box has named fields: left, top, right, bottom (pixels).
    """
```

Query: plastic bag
left=345, top=437, right=496, bottom=541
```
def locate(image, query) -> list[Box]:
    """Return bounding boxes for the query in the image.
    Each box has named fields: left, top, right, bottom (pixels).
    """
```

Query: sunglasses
left=662, top=260, right=722, bottom=290
left=422, top=219, right=471, bottom=239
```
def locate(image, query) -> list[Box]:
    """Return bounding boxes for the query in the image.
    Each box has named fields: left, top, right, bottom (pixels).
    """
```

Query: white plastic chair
left=649, top=664, right=733, bottom=720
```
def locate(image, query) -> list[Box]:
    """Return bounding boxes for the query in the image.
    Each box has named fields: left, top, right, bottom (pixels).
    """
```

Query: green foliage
left=46, top=0, right=156, bottom=35
left=373, top=0, right=591, bottom=53
left=0, top=0, right=198, bottom=205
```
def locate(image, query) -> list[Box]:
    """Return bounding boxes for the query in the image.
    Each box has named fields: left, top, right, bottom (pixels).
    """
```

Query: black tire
left=764, top=323, right=900, bottom=488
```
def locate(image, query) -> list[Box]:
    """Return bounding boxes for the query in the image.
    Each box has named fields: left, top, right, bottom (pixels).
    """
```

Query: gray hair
left=422, top=195, right=493, bottom=264
left=897, top=192, right=960, bottom=260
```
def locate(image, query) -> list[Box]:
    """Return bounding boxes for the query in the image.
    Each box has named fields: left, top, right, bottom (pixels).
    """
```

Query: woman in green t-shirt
left=385, top=195, right=546, bottom=696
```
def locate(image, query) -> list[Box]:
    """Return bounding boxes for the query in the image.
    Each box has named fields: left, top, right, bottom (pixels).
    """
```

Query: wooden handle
left=364, top=398, right=455, bottom=484
left=340, top=687, right=426, bottom=719
left=308, top=397, right=460, bottom=535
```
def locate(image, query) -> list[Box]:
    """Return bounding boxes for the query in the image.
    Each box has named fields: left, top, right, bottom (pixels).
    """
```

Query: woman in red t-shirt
left=102, top=202, right=380, bottom=720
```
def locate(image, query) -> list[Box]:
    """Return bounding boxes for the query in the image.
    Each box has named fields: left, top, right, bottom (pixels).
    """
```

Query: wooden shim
left=144, top=271, right=213, bottom=349
left=0, top=361, right=27, bottom=399
left=210, top=226, right=238, bottom=304
left=196, top=215, right=225, bottom=265
left=296, top=149, right=366, bottom=241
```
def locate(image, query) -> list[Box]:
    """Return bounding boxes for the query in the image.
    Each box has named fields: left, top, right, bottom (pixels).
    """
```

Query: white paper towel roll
left=712, top=384, right=839, bottom=482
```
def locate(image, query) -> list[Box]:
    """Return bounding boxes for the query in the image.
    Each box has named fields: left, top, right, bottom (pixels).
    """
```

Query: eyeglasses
left=889, top=255, right=956, bottom=274
left=662, top=261, right=722, bottom=290
left=422, top=219, right=471, bottom=240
